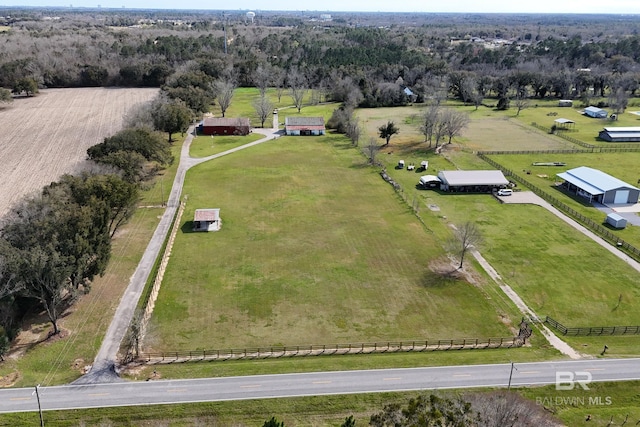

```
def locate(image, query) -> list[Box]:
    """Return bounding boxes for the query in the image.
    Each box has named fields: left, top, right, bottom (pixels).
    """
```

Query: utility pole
left=507, top=362, right=517, bottom=391
left=33, top=384, right=44, bottom=427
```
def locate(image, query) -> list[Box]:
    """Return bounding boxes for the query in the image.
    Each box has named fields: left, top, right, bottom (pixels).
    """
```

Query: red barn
left=201, top=117, right=251, bottom=136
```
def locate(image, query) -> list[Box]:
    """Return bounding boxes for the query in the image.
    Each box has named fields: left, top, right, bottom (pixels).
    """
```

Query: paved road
left=76, top=126, right=280, bottom=384
left=3, top=358, right=640, bottom=413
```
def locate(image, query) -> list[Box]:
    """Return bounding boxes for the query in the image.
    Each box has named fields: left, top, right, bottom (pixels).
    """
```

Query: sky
left=2, top=0, right=640, bottom=14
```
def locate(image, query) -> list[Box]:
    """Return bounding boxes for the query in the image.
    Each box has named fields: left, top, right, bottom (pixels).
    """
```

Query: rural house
left=200, top=117, right=250, bottom=136
left=284, top=117, right=326, bottom=136
left=584, top=106, right=608, bottom=119
left=437, top=170, right=509, bottom=192
left=193, top=208, right=221, bottom=232
left=598, top=127, right=640, bottom=142
left=557, top=166, right=640, bottom=205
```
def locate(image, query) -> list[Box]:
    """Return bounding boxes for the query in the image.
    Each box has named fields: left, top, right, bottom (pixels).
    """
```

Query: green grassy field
left=189, top=133, right=263, bottom=158
left=149, top=133, right=514, bottom=352
left=485, top=152, right=640, bottom=248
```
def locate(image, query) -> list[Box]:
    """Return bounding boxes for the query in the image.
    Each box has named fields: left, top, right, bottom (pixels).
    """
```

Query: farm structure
left=557, top=166, right=640, bottom=205
left=200, top=118, right=250, bottom=136
left=558, top=99, right=573, bottom=107
left=437, top=170, right=509, bottom=193
left=554, top=118, right=575, bottom=130
left=606, top=213, right=627, bottom=229
left=193, top=208, right=221, bottom=232
left=284, top=117, right=326, bottom=136
left=584, top=106, right=608, bottom=118
left=598, top=127, right=640, bottom=142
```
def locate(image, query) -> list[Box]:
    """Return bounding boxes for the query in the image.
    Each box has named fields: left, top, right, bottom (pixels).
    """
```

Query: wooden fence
left=531, top=122, right=640, bottom=152
left=477, top=153, right=640, bottom=263
left=544, top=316, right=640, bottom=336
left=137, top=337, right=525, bottom=364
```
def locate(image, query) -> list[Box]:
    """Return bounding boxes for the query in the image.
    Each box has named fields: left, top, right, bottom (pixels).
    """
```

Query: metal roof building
left=584, top=106, right=608, bottom=118
left=437, top=170, right=509, bottom=192
left=285, top=117, right=326, bottom=136
left=556, top=166, right=639, bottom=205
left=598, top=127, right=640, bottom=142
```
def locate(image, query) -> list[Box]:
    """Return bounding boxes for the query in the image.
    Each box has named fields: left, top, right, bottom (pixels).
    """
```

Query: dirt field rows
left=0, top=87, right=158, bottom=216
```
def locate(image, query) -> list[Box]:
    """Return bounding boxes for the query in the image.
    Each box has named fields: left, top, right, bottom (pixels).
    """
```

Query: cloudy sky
left=2, top=0, right=640, bottom=14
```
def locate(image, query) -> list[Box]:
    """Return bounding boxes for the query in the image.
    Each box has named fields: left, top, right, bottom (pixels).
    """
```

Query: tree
left=288, top=68, right=307, bottom=113
left=341, top=415, right=356, bottom=427
left=441, top=109, right=470, bottom=144
left=213, top=79, right=236, bottom=117
left=608, top=86, right=628, bottom=118
left=262, top=417, right=285, bottom=427
left=378, top=121, right=399, bottom=146
left=0, top=88, right=12, bottom=106
left=151, top=98, right=192, bottom=142
left=449, top=222, right=482, bottom=270
left=12, top=77, right=38, bottom=96
left=253, top=94, right=274, bottom=128
left=420, top=104, right=440, bottom=147
left=363, top=138, right=380, bottom=165
left=345, top=117, right=361, bottom=147
left=513, top=94, right=530, bottom=117
left=370, top=394, right=478, bottom=427
left=253, top=64, right=272, bottom=97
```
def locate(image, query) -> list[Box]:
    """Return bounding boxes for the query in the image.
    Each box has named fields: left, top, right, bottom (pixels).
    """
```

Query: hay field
left=0, top=87, right=157, bottom=215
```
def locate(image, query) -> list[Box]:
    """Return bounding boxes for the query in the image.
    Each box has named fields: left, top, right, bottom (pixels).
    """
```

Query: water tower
left=246, top=11, right=255, bottom=24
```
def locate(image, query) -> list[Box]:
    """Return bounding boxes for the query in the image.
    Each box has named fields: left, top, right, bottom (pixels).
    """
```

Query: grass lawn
left=512, top=99, right=640, bottom=146
left=189, top=133, right=264, bottom=158
left=149, top=133, right=513, bottom=352
left=485, top=152, right=640, bottom=248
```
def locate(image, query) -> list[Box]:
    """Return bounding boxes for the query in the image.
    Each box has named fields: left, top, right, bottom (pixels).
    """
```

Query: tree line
left=1, top=10, right=640, bottom=112
left=0, top=98, right=176, bottom=359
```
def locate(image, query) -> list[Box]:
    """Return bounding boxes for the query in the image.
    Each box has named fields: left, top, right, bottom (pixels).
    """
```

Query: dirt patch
left=428, top=256, right=476, bottom=283
left=0, top=370, right=20, bottom=387
left=8, top=315, right=69, bottom=360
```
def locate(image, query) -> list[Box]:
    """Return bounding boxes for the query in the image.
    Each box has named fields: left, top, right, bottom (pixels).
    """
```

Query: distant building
left=200, top=117, right=250, bottom=136
left=557, top=166, right=639, bottom=205
left=584, top=106, right=608, bottom=119
left=598, top=127, right=640, bottom=142
left=285, top=117, right=326, bottom=136
left=558, top=100, right=573, bottom=107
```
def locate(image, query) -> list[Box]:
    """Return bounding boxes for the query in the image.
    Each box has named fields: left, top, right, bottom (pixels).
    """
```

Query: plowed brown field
left=0, top=87, right=158, bottom=215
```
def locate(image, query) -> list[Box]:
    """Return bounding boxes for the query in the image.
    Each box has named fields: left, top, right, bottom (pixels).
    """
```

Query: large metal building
left=598, top=127, right=640, bottom=142
left=437, top=170, right=509, bottom=192
left=556, top=166, right=640, bottom=205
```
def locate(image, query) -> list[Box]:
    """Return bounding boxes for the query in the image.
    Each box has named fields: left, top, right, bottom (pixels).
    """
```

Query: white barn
left=556, top=167, right=640, bottom=205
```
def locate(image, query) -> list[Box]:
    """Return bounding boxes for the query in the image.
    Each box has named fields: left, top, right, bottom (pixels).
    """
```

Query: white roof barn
left=599, top=127, right=640, bottom=142
left=437, top=170, right=509, bottom=192
left=556, top=166, right=639, bottom=205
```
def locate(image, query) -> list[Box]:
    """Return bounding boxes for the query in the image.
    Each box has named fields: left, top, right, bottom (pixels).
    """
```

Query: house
left=193, top=208, right=221, bottom=232
left=437, top=170, right=509, bottom=192
left=200, top=117, right=250, bottom=136
left=584, top=106, right=608, bottom=119
left=558, top=100, right=573, bottom=107
left=598, top=127, right=640, bottom=142
left=556, top=166, right=640, bottom=205
left=284, top=117, right=326, bottom=136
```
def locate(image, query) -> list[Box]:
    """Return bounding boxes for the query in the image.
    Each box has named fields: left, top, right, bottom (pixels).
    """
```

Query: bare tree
left=514, top=94, right=530, bottom=117
left=608, top=86, right=628, bottom=119
left=420, top=104, right=440, bottom=147
left=442, top=109, right=470, bottom=144
left=288, top=68, right=307, bottom=113
left=468, top=391, right=562, bottom=427
left=345, top=117, right=361, bottom=147
left=252, top=94, right=274, bottom=128
left=213, top=79, right=236, bottom=117
left=253, top=64, right=272, bottom=97
left=363, top=137, right=380, bottom=165
left=449, top=222, right=482, bottom=270
left=272, top=68, right=286, bottom=103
